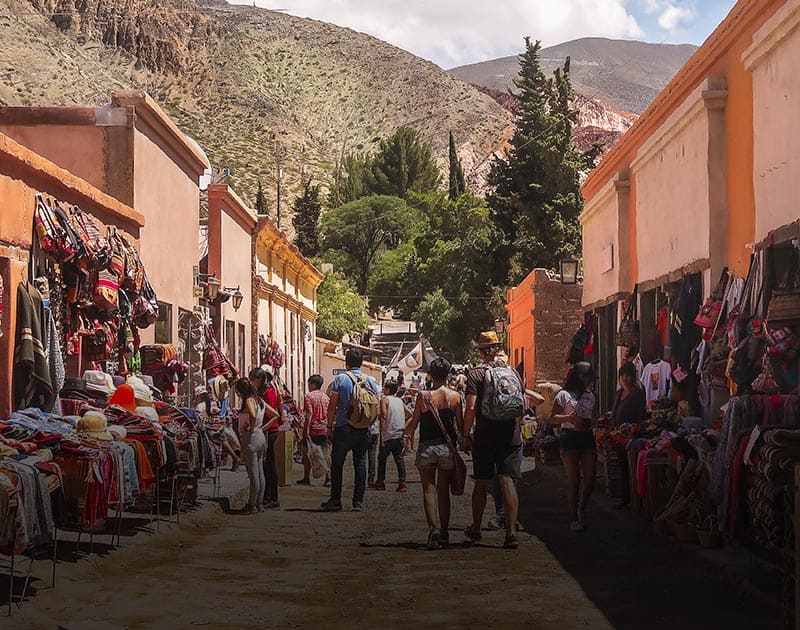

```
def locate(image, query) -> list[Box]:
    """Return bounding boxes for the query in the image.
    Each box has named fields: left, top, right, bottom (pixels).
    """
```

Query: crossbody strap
left=421, top=392, right=457, bottom=452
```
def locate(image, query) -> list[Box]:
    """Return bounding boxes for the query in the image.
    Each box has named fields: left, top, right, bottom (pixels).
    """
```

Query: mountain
left=449, top=38, right=697, bottom=115
left=0, top=0, right=513, bottom=213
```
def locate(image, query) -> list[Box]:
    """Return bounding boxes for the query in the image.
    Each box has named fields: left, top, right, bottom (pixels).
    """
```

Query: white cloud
left=240, top=0, right=644, bottom=67
left=643, top=0, right=663, bottom=14
left=657, top=4, right=697, bottom=33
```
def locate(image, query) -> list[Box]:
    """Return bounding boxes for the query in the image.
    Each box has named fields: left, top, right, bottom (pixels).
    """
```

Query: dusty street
left=9, top=453, right=778, bottom=630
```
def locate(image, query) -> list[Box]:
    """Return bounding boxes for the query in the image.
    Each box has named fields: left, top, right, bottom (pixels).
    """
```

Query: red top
left=262, top=385, right=281, bottom=432
left=303, top=389, right=330, bottom=436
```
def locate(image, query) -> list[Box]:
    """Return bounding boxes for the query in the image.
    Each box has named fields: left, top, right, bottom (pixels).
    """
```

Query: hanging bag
left=616, top=286, right=640, bottom=347
left=69, top=205, right=111, bottom=268
left=694, top=267, right=730, bottom=329
left=421, top=391, right=466, bottom=496
left=766, top=245, right=800, bottom=325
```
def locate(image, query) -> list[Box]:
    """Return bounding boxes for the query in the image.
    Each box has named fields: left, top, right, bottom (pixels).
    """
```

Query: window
left=155, top=301, right=172, bottom=344
left=225, top=320, right=236, bottom=361
left=239, top=323, right=246, bottom=375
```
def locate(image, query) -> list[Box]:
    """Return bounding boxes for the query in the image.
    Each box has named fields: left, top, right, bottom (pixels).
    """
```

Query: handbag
left=766, top=245, right=800, bottom=324
left=616, top=286, right=640, bottom=348
left=421, top=392, right=467, bottom=496
left=694, top=267, right=729, bottom=329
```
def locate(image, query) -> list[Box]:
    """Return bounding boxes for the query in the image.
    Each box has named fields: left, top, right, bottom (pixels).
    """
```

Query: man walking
left=321, top=349, right=380, bottom=512
left=297, top=374, right=330, bottom=486
left=372, top=380, right=410, bottom=491
left=462, top=331, right=523, bottom=549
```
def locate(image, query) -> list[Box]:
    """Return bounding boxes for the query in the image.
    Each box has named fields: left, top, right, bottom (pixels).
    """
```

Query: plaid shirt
left=303, top=389, right=330, bottom=436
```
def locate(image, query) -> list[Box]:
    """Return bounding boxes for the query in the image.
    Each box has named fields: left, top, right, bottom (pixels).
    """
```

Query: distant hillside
left=449, top=38, right=697, bottom=115
left=0, top=0, right=513, bottom=215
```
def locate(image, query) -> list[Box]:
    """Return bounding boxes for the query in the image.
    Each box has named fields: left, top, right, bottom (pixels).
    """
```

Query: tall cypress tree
left=370, top=127, right=441, bottom=198
left=448, top=131, right=466, bottom=200
left=488, top=38, right=600, bottom=285
left=292, top=178, right=323, bottom=257
left=255, top=181, right=268, bottom=215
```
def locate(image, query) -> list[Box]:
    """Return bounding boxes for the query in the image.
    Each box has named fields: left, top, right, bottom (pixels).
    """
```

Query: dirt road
left=13, top=458, right=612, bottom=630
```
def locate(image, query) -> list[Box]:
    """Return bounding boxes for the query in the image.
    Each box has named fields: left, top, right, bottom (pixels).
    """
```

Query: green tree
left=319, top=195, right=415, bottom=293
left=370, top=127, right=441, bottom=198
left=292, top=178, right=323, bottom=257
left=448, top=131, right=466, bottom=200
left=255, top=181, right=268, bottom=215
left=331, top=153, right=372, bottom=207
left=488, top=38, right=600, bottom=285
left=415, top=290, right=460, bottom=356
left=316, top=270, right=369, bottom=342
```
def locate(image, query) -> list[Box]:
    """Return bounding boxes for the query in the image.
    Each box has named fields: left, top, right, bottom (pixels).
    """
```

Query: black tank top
left=419, top=407, right=457, bottom=444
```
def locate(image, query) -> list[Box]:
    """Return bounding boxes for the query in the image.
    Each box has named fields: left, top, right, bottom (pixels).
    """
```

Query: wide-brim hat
left=477, top=331, right=502, bottom=349
left=109, top=384, right=137, bottom=413
left=210, top=375, right=229, bottom=401
left=77, top=410, right=112, bottom=440
left=82, top=370, right=115, bottom=395
left=127, top=375, right=154, bottom=406
left=107, top=425, right=128, bottom=441
left=135, top=405, right=160, bottom=424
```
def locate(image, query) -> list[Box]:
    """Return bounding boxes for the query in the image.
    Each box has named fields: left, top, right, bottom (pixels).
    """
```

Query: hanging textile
left=13, top=281, right=54, bottom=411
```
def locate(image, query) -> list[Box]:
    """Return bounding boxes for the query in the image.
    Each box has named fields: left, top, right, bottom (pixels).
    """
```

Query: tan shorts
left=415, top=442, right=454, bottom=470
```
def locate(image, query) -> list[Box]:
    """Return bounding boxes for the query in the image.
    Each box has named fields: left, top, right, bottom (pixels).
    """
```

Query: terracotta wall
left=581, top=178, right=621, bottom=307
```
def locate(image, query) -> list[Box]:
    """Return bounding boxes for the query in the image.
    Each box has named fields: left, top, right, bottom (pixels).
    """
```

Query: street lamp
left=206, top=276, right=221, bottom=301
left=230, top=287, right=244, bottom=312
left=494, top=318, right=506, bottom=334
left=560, top=258, right=579, bottom=285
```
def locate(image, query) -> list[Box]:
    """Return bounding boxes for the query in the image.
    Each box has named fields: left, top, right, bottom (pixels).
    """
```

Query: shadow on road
left=517, top=465, right=782, bottom=630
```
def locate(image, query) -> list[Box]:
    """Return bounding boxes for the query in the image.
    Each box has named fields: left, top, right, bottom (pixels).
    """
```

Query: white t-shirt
left=382, top=396, right=406, bottom=442
left=554, top=390, right=595, bottom=420
left=641, top=360, right=672, bottom=403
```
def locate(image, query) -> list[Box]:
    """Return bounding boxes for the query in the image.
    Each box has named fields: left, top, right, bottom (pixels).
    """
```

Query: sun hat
left=262, top=365, right=274, bottom=377
left=210, top=375, right=230, bottom=401
left=107, top=424, right=128, bottom=441
left=82, top=370, right=115, bottom=395
left=127, top=375, right=154, bottom=406
left=135, top=405, right=160, bottom=424
left=108, top=383, right=137, bottom=413
left=476, top=331, right=502, bottom=349
left=76, top=410, right=113, bottom=441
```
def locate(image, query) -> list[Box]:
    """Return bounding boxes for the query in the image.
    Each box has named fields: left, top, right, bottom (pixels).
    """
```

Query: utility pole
left=273, top=138, right=288, bottom=229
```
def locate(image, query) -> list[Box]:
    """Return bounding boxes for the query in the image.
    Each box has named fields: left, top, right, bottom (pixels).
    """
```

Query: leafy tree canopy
left=316, top=269, right=370, bottom=342
left=292, top=178, right=323, bottom=258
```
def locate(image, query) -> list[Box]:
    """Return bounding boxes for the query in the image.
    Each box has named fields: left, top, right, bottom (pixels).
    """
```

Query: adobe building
left=0, top=131, right=144, bottom=416
left=580, top=0, right=800, bottom=415
left=205, top=184, right=257, bottom=377
left=505, top=268, right=583, bottom=391
left=255, top=214, right=324, bottom=402
left=0, top=90, right=209, bottom=357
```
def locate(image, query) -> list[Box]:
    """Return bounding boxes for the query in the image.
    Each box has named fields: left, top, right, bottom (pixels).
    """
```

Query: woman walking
left=405, top=357, right=463, bottom=550
left=250, top=367, right=284, bottom=508
left=235, top=378, right=270, bottom=513
left=551, top=362, right=596, bottom=532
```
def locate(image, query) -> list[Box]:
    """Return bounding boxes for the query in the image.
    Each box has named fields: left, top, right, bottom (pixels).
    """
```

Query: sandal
left=503, top=534, right=519, bottom=549
left=426, top=528, right=441, bottom=551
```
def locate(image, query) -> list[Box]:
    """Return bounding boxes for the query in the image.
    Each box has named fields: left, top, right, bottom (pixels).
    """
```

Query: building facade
left=581, top=0, right=800, bottom=413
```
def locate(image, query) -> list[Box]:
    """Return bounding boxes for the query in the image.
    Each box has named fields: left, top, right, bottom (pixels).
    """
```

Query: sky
left=241, top=0, right=737, bottom=68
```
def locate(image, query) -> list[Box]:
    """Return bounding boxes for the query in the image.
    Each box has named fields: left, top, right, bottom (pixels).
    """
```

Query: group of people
left=228, top=328, right=649, bottom=547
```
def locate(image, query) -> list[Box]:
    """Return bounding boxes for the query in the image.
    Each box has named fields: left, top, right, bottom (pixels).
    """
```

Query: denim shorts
left=415, top=441, right=454, bottom=470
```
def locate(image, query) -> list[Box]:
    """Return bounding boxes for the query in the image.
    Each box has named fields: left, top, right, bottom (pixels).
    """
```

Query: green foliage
left=331, top=153, right=371, bottom=208
left=488, top=38, right=600, bottom=285
left=319, top=195, right=415, bottom=293
left=316, top=270, right=370, bottom=342
left=415, top=290, right=460, bottom=354
left=370, top=127, right=441, bottom=198
left=292, top=178, right=323, bottom=257
left=448, top=131, right=466, bottom=201
left=255, top=181, right=268, bottom=215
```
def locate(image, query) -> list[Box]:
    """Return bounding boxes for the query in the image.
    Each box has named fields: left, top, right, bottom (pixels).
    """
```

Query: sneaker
left=503, top=534, right=519, bottom=549
left=352, top=501, right=364, bottom=512
left=369, top=482, right=386, bottom=490
left=395, top=483, right=408, bottom=493
left=426, top=528, right=441, bottom=551
left=487, top=515, right=505, bottom=531
left=296, top=479, right=311, bottom=486
left=463, top=525, right=482, bottom=544
left=265, top=501, right=281, bottom=510
left=321, top=499, right=342, bottom=512
left=570, top=521, right=585, bottom=532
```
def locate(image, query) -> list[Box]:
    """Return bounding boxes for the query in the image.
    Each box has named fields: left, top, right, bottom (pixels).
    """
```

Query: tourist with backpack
left=462, top=331, right=525, bottom=549
left=321, top=349, right=380, bottom=512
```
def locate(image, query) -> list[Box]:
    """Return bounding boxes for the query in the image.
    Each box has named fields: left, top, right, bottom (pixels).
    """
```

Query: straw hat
left=476, top=331, right=502, bottom=349
left=76, top=410, right=113, bottom=441
left=210, top=375, right=230, bottom=401
left=109, top=383, right=137, bottom=413
left=127, top=375, right=154, bottom=406
left=82, top=370, right=115, bottom=395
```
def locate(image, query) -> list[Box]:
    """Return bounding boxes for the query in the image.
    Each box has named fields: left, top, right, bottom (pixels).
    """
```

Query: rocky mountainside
left=449, top=37, right=698, bottom=115
left=0, top=0, right=513, bottom=211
